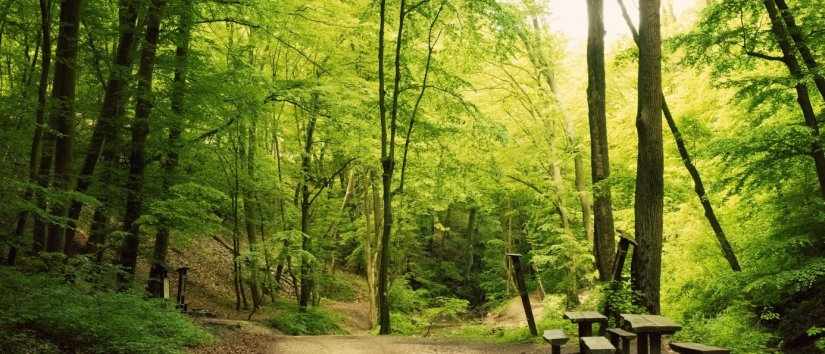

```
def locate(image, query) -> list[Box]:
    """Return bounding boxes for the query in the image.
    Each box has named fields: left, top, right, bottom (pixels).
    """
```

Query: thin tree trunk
left=243, top=121, right=262, bottom=309
left=587, top=0, right=617, bottom=281
left=377, top=0, right=408, bottom=334
left=119, top=0, right=165, bottom=283
left=149, top=0, right=191, bottom=290
left=9, top=0, right=51, bottom=263
left=762, top=0, right=825, bottom=199
left=64, top=0, right=140, bottom=255
left=45, top=0, right=83, bottom=253
left=631, top=0, right=664, bottom=315
left=617, top=0, right=741, bottom=272
left=298, top=93, right=319, bottom=311
left=364, top=170, right=378, bottom=328
left=774, top=0, right=825, bottom=102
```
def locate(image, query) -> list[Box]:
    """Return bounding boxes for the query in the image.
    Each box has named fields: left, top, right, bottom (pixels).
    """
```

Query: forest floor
left=175, top=238, right=550, bottom=353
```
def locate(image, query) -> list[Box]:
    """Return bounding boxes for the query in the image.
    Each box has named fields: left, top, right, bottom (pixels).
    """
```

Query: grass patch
left=265, top=299, right=344, bottom=335
left=0, top=267, right=212, bottom=354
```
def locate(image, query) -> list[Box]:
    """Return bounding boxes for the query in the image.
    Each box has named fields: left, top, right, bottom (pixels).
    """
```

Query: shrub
left=676, top=304, right=776, bottom=354
left=317, top=272, right=359, bottom=302
left=0, top=268, right=211, bottom=354
left=266, top=300, right=344, bottom=335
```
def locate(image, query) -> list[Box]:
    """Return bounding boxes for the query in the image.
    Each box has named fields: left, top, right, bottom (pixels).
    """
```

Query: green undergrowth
left=265, top=299, right=344, bottom=335
left=439, top=294, right=577, bottom=344
left=0, top=266, right=212, bottom=354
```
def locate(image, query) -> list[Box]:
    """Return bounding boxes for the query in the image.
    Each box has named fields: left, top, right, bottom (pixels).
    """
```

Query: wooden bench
left=606, top=328, right=636, bottom=354
left=581, top=336, right=615, bottom=354
left=670, top=342, right=731, bottom=354
left=543, top=329, right=569, bottom=354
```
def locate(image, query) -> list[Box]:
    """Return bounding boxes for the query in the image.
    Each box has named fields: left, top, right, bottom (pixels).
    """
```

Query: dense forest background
left=1, top=0, right=824, bottom=353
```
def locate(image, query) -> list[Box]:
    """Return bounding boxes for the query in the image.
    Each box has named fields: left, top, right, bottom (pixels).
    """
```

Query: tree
left=7, top=0, right=52, bottom=264
left=119, top=0, right=166, bottom=282
left=616, top=0, right=741, bottom=272
left=631, top=0, right=664, bottom=315
left=44, top=0, right=83, bottom=253
left=586, top=0, right=617, bottom=281
left=63, top=0, right=141, bottom=255
left=761, top=0, right=825, bottom=199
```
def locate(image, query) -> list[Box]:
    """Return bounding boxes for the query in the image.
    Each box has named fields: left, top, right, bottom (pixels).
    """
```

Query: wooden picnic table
left=620, top=314, right=682, bottom=354
left=564, top=311, right=608, bottom=352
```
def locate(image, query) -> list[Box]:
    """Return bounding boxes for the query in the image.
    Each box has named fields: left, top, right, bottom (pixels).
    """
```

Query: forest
left=0, top=0, right=823, bottom=353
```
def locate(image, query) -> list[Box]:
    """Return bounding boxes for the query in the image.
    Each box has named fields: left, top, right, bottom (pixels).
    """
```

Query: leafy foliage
left=0, top=268, right=211, bottom=354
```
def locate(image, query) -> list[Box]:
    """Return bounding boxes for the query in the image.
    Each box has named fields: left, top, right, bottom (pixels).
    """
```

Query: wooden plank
left=670, top=342, right=730, bottom=354
left=606, top=327, right=636, bottom=338
left=620, top=314, right=681, bottom=333
left=564, top=311, right=608, bottom=322
left=581, top=336, right=616, bottom=353
left=543, top=329, right=569, bottom=346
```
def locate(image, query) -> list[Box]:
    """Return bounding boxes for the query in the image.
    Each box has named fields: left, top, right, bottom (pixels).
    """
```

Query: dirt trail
left=484, top=292, right=545, bottom=328
left=190, top=318, right=555, bottom=354
left=270, top=335, right=550, bottom=354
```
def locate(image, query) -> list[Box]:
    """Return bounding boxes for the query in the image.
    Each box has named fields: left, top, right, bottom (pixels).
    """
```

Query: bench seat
left=543, top=329, right=569, bottom=346
left=543, top=329, right=569, bottom=354
left=670, top=342, right=731, bottom=354
left=581, top=336, right=615, bottom=354
left=606, top=327, right=636, bottom=338
left=606, top=328, right=635, bottom=354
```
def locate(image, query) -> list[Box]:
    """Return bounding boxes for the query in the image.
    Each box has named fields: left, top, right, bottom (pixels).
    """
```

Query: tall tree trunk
left=617, top=0, right=740, bottom=272
left=8, top=0, right=51, bottom=263
left=376, top=0, right=410, bottom=334
left=243, top=121, right=262, bottom=308
left=587, top=0, right=617, bottom=281
left=762, top=0, right=825, bottom=199
left=64, top=0, right=140, bottom=255
left=119, top=0, right=165, bottom=283
left=149, top=0, right=191, bottom=294
left=45, top=0, right=83, bottom=253
left=298, top=93, right=319, bottom=311
left=631, top=0, right=664, bottom=315
left=773, top=0, right=825, bottom=102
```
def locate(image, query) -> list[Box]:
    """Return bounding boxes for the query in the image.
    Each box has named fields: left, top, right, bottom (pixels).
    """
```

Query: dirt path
left=269, top=335, right=550, bottom=354
left=189, top=318, right=556, bottom=354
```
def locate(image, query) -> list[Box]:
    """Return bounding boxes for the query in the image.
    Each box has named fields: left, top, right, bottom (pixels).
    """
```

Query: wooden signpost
left=506, top=253, right=537, bottom=336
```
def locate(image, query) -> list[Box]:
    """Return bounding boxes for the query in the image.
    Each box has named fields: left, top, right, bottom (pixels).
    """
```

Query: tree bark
left=763, top=0, right=825, bottom=200
left=45, top=0, right=83, bottom=253
left=631, top=0, right=664, bottom=315
left=119, top=0, right=165, bottom=282
left=586, top=0, right=617, bottom=281
left=9, top=0, right=51, bottom=263
left=64, top=0, right=140, bottom=255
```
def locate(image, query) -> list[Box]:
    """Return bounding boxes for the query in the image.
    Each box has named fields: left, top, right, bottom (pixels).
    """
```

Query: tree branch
left=745, top=50, right=785, bottom=61
left=195, top=17, right=260, bottom=28
left=308, top=157, right=358, bottom=207
left=396, top=1, right=444, bottom=195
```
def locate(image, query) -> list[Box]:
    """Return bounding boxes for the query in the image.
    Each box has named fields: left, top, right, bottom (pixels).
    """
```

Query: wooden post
left=176, top=267, right=189, bottom=312
left=605, top=235, right=638, bottom=321
left=611, top=235, right=637, bottom=282
left=507, top=253, right=537, bottom=336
